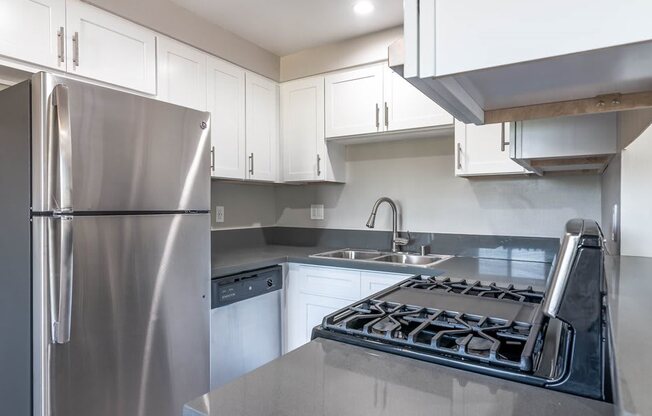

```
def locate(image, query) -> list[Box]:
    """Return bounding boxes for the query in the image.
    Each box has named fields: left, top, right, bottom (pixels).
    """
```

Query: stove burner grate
left=401, top=276, right=545, bottom=304
left=324, top=298, right=542, bottom=371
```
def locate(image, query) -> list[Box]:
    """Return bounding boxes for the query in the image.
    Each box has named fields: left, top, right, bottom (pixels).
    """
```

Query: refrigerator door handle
left=48, top=216, right=74, bottom=344
left=48, top=84, right=73, bottom=213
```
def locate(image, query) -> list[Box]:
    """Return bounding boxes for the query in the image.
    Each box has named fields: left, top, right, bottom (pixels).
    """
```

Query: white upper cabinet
left=280, top=76, right=345, bottom=183
left=245, top=72, right=279, bottom=182
left=455, top=121, right=527, bottom=177
left=325, top=64, right=384, bottom=138
left=431, top=0, right=652, bottom=77
left=65, top=0, right=157, bottom=94
left=157, top=36, right=206, bottom=111
left=401, top=0, right=652, bottom=124
left=323, top=63, right=453, bottom=141
left=0, top=0, right=66, bottom=70
left=281, top=77, right=324, bottom=182
left=207, top=57, right=246, bottom=180
left=383, top=66, right=452, bottom=131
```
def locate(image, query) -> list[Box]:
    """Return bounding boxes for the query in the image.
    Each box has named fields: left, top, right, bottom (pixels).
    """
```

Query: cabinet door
left=157, top=36, right=206, bottom=111
left=207, top=57, right=246, bottom=179
left=360, top=271, right=412, bottom=298
left=287, top=292, right=352, bottom=352
left=286, top=264, right=361, bottom=352
left=455, top=121, right=527, bottom=177
left=245, top=72, right=279, bottom=182
left=66, top=0, right=156, bottom=94
left=280, top=77, right=325, bottom=182
left=383, top=66, right=453, bottom=131
left=0, top=0, right=66, bottom=70
left=325, top=64, right=383, bottom=138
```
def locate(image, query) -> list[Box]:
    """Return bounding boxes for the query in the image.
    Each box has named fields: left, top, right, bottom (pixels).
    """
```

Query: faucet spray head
left=366, top=212, right=376, bottom=228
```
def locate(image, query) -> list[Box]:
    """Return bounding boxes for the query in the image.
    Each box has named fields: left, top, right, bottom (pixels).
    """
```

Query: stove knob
left=266, top=278, right=274, bottom=288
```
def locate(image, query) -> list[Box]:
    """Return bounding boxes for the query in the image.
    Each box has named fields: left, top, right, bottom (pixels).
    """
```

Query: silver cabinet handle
left=49, top=84, right=73, bottom=213
left=384, top=102, right=389, bottom=128
left=72, top=32, right=79, bottom=67
left=375, top=103, right=380, bottom=129
left=248, top=153, right=254, bottom=176
left=210, top=146, right=215, bottom=172
left=456, top=142, right=463, bottom=170
left=500, top=122, right=510, bottom=152
left=316, top=154, right=322, bottom=176
left=48, top=216, right=74, bottom=344
left=57, top=27, right=65, bottom=64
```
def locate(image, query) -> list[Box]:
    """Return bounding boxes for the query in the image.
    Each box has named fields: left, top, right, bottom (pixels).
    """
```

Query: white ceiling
left=169, top=0, right=404, bottom=56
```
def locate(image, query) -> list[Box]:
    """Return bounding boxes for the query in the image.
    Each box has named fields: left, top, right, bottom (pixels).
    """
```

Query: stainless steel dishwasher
left=210, top=265, right=283, bottom=389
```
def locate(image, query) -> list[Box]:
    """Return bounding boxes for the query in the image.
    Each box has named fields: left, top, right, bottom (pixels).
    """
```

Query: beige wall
left=280, top=26, right=402, bottom=81
left=274, top=136, right=602, bottom=238
left=85, top=0, right=280, bottom=80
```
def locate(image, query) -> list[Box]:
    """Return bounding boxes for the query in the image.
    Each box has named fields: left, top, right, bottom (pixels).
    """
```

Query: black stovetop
left=316, top=276, right=547, bottom=373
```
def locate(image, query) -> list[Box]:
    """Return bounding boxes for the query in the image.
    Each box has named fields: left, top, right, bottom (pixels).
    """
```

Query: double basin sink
left=310, top=249, right=452, bottom=268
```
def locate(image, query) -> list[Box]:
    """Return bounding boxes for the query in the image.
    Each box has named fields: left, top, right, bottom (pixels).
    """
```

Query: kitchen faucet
left=365, top=197, right=409, bottom=252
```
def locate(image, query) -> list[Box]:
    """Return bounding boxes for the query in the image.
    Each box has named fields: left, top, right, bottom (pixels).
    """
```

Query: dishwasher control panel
left=211, top=265, right=282, bottom=308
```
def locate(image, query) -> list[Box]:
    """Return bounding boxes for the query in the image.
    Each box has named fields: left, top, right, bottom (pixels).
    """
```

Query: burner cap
left=371, top=317, right=398, bottom=335
left=457, top=336, right=493, bottom=353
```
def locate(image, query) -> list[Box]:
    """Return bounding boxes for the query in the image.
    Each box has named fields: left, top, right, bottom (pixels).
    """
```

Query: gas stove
left=312, top=219, right=610, bottom=401
left=318, top=277, right=546, bottom=372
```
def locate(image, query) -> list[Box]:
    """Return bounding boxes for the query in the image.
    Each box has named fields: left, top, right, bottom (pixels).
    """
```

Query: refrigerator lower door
left=31, top=72, right=210, bottom=213
left=33, top=214, right=210, bottom=416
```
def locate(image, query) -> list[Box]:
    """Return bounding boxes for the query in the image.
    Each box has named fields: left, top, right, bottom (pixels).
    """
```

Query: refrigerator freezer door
left=31, top=72, right=211, bottom=213
left=32, top=214, right=210, bottom=416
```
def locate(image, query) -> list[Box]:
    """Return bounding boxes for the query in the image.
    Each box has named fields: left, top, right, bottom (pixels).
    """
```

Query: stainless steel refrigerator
left=0, top=72, right=211, bottom=416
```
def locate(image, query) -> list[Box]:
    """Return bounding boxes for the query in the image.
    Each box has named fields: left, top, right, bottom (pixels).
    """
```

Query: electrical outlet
left=215, top=206, right=225, bottom=223
left=310, top=204, right=324, bottom=220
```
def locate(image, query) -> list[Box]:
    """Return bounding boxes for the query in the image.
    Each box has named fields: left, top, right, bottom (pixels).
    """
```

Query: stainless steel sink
left=373, top=253, right=445, bottom=266
left=310, top=249, right=452, bottom=268
left=314, top=249, right=382, bottom=260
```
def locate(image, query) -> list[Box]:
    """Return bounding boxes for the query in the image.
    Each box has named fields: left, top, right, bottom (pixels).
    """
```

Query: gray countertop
left=184, top=338, right=613, bottom=416
left=201, top=244, right=652, bottom=416
left=605, top=256, right=652, bottom=416
left=212, top=244, right=552, bottom=285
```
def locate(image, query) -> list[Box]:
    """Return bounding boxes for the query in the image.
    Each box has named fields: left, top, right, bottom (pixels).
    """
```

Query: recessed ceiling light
left=353, top=1, right=375, bottom=15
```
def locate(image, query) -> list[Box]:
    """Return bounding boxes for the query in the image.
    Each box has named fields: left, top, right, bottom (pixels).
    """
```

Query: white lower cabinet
left=360, top=271, right=410, bottom=298
left=157, top=36, right=206, bottom=111
left=455, top=120, right=528, bottom=177
left=285, top=263, right=411, bottom=352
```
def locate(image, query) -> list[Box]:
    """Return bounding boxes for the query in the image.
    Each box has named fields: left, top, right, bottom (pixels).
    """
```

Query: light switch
left=310, top=204, right=324, bottom=220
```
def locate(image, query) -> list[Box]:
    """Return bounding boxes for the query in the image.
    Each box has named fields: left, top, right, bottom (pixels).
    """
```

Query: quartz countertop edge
left=183, top=338, right=613, bottom=416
